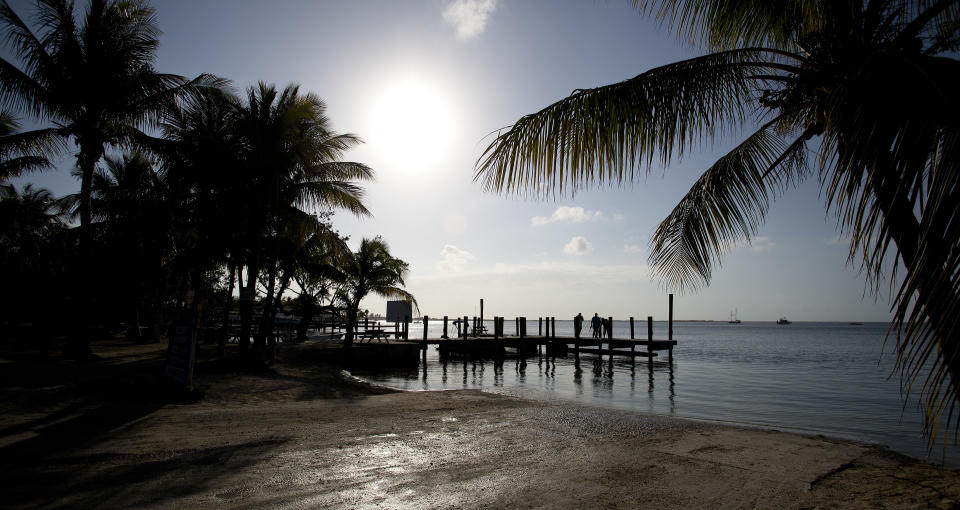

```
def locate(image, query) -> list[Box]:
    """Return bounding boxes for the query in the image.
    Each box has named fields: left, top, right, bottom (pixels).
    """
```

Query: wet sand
left=2, top=340, right=958, bottom=509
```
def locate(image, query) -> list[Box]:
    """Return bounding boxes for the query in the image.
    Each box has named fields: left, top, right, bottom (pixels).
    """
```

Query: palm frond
left=649, top=119, right=810, bottom=292
left=474, top=49, right=787, bottom=198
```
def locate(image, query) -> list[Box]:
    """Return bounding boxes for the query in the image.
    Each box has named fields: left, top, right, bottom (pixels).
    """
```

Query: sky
left=5, top=0, right=898, bottom=322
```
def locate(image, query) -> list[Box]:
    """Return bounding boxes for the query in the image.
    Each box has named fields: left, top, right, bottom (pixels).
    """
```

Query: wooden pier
left=398, top=336, right=676, bottom=360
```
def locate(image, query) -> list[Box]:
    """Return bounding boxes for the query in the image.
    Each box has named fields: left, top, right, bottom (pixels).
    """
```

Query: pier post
left=443, top=316, right=449, bottom=339
left=608, top=316, right=613, bottom=340
left=647, top=316, right=653, bottom=354
left=551, top=317, right=556, bottom=339
left=539, top=317, right=543, bottom=337
left=494, top=317, right=500, bottom=339
left=669, top=294, right=674, bottom=342
left=630, top=317, right=635, bottom=339
left=422, top=316, right=428, bottom=362
left=480, top=299, right=484, bottom=331
left=404, top=315, right=410, bottom=340
left=520, top=317, right=526, bottom=338
left=515, top=317, right=519, bottom=336
left=464, top=316, right=469, bottom=339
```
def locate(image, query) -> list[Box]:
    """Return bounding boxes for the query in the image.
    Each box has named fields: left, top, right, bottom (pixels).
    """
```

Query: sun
left=367, top=75, right=457, bottom=171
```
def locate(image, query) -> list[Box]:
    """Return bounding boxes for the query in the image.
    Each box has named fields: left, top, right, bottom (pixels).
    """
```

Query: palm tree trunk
left=69, top=147, right=102, bottom=358
left=344, top=299, right=360, bottom=348
left=256, top=262, right=278, bottom=353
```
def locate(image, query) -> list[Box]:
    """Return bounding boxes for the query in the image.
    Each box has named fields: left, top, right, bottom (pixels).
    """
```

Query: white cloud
left=731, top=236, right=775, bottom=253
left=442, top=0, right=498, bottom=40
left=531, top=206, right=604, bottom=227
left=563, top=236, right=594, bottom=256
left=824, top=235, right=850, bottom=246
left=750, top=236, right=775, bottom=252
left=623, top=244, right=645, bottom=254
left=416, top=260, right=650, bottom=284
left=437, top=244, right=475, bottom=272
left=443, top=213, right=467, bottom=235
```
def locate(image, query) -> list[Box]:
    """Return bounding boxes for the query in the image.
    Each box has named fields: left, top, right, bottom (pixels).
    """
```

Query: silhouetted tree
left=476, top=0, right=960, bottom=446
left=0, top=111, right=58, bottom=179
left=230, top=83, right=373, bottom=356
left=338, top=237, right=415, bottom=347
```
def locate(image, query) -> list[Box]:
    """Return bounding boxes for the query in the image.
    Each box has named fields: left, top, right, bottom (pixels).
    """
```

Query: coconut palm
left=231, top=83, right=373, bottom=355
left=0, top=182, right=67, bottom=332
left=475, top=0, right=960, bottom=446
left=0, top=111, right=58, bottom=179
left=339, top=236, right=416, bottom=347
left=0, top=0, right=221, bottom=249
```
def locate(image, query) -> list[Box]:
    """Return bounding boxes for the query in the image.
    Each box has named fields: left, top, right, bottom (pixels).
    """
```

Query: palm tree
left=339, top=236, right=416, bottom=347
left=231, top=83, right=373, bottom=355
left=475, top=0, right=960, bottom=446
left=0, top=111, right=58, bottom=179
left=0, top=0, right=221, bottom=249
left=61, top=152, right=172, bottom=338
left=0, top=182, right=67, bottom=332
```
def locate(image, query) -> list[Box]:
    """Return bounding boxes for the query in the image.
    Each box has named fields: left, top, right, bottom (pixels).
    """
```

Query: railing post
left=647, top=316, right=653, bottom=354
left=630, top=317, right=635, bottom=339
left=442, top=315, right=449, bottom=339
left=669, top=293, right=674, bottom=342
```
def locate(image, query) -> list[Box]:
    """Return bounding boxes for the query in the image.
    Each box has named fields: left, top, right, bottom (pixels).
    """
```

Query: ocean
left=351, top=320, right=960, bottom=467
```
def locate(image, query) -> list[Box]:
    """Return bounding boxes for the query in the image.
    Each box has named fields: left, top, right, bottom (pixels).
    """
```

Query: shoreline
left=2, top=340, right=958, bottom=508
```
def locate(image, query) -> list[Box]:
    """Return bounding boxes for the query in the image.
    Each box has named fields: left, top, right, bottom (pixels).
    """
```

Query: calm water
left=352, top=320, right=959, bottom=467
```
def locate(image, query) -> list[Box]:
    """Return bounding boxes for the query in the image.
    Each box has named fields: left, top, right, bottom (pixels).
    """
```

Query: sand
left=1, top=339, right=958, bottom=509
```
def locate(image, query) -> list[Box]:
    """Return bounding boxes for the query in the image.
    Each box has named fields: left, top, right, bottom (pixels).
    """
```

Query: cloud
left=415, top=260, right=650, bottom=285
left=731, top=236, right=775, bottom=253
left=750, top=236, right=775, bottom=252
left=442, top=0, right=498, bottom=40
left=824, top=235, right=850, bottom=246
left=437, top=244, right=475, bottom=272
left=563, top=236, right=594, bottom=256
left=531, top=206, right=604, bottom=226
left=623, top=244, right=645, bottom=254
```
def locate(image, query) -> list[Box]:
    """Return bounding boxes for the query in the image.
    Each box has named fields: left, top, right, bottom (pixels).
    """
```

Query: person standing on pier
left=591, top=313, right=602, bottom=338
left=574, top=313, right=584, bottom=339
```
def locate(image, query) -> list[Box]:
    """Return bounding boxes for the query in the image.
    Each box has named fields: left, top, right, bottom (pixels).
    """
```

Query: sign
left=164, top=320, right=196, bottom=385
left=386, top=300, right=413, bottom=323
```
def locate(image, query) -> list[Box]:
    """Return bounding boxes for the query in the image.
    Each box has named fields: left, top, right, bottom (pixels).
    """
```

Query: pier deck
left=395, top=336, right=677, bottom=359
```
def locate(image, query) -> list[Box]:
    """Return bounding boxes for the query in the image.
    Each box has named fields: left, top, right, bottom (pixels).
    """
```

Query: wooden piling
left=539, top=317, right=543, bottom=336
left=520, top=317, right=526, bottom=338
left=669, top=293, right=674, bottom=342
left=607, top=316, right=613, bottom=340
left=515, top=317, right=519, bottom=336
left=443, top=316, right=449, bottom=339
left=647, top=316, right=653, bottom=354
left=552, top=317, right=556, bottom=338
left=423, top=316, right=429, bottom=341
left=463, top=316, right=468, bottom=339
left=630, top=317, right=635, bottom=339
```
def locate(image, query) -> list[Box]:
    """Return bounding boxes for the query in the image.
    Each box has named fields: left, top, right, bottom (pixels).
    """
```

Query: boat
left=728, top=309, right=741, bottom=324
left=776, top=317, right=791, bottom=325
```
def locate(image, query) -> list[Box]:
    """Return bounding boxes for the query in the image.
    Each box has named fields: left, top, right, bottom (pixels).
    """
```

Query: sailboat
left=728, top=309, right=741, bottom=324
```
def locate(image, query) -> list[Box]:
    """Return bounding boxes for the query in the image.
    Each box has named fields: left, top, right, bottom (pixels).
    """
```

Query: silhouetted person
left=574, top=313, right=584, bottom=339
left=591, top=313, right=601, bottom=338
left=602, top=317, right=611, bottom=338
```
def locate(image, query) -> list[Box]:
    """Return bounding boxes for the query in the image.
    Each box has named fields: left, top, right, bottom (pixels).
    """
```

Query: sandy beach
left=2, top=339, right=958, bottom=509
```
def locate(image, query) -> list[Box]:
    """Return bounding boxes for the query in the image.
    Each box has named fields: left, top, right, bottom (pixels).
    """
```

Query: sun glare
left=368, top=75, right=457, bottom=171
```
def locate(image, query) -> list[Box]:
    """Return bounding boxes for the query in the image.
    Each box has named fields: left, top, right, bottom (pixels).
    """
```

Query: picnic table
left=357, top=328, right=390, bottom=342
